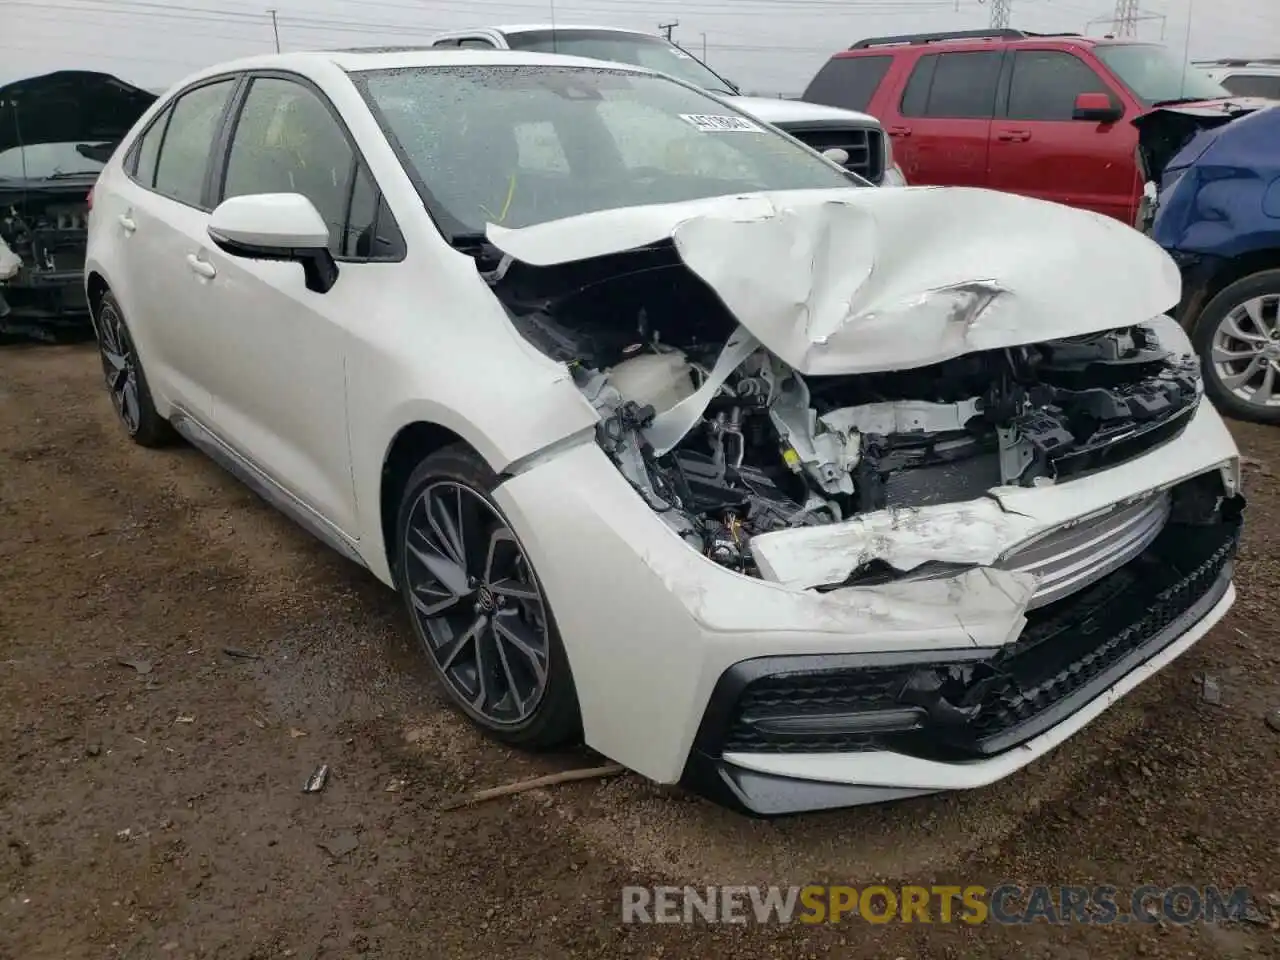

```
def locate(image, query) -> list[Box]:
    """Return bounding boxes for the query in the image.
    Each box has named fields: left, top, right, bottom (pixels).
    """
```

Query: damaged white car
left=86, top=49, right=1244, bottom=816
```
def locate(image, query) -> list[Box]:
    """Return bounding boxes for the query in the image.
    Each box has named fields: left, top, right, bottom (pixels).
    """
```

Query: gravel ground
left=1, top=343, right=1278, bottom=959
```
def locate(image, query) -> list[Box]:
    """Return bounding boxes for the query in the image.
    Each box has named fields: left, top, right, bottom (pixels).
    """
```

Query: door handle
left=888, top=125, right=912, bottom=137
left=185, top=254, right=216, bottom=279
left=997, top=130, right=1032, bottom=142
left=118, top=214, right=137, bottom=233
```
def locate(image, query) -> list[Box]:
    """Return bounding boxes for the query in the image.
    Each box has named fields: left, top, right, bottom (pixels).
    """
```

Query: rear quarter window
left=803, top=55, right=893, bottom=112
left=1220, top=73, right=1280, bottom=99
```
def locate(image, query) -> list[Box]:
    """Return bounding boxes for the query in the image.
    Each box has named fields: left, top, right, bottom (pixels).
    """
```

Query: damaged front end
left=480, top=187, right=1243, bottom=809
left=486, top=188, right=1216, bottom=592
left=0, top=70, right=156, bottom=341
left=1133, top=97, right=1270, bottom=233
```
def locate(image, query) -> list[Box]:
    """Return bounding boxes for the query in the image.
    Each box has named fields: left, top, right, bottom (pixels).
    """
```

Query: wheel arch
left=85, top=270, right=111, bottom=336
left=378, top=421, right=473, bottom=584
left=1182, top=246, right=1280, bottom=336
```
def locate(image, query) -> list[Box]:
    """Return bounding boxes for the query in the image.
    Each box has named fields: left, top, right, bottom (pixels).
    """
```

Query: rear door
left=988, top=48, right=1138, bottom=221
left=885, top=50, right=1002, bottom=187
left=108, top=76, right=241, bottom=417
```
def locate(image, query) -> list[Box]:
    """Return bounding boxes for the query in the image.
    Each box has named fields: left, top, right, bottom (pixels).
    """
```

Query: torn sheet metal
left=488, top=186, right=1182, bottom=376
left=751, top=498, right=1039, bottom=589
left=751, top=398, right=1239, bottom=592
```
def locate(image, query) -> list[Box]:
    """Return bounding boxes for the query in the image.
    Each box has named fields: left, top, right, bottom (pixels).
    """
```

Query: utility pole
left=701, top=32, right=707, bottom=61
left=1111, top=0, right=1141, bottom=37
left=268, top=8, right=281, bottom=52
left=988, top=0, right=1012, bottom=29
left=659, top=21, right=679, bottom=42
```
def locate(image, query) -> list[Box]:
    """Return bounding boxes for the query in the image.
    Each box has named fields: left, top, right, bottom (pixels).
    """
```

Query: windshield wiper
left=43, top=170, right=99, bottom=180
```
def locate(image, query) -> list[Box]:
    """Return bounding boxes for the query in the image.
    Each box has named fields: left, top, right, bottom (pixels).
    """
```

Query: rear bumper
left=682, top=504, right=1240, bottom=816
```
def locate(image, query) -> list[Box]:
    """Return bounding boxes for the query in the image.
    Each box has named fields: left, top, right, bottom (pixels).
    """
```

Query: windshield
left=0, top=142, right=108, bottom=180
left=1095, top=44, right=1231, bottom=105
left=503, top=30, right=737, bottom=95
left=355, top=65, right=855, bottom=237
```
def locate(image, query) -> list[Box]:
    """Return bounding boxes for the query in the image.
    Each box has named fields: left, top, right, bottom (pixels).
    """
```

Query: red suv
left=803, top=29, right=1260, bottom=225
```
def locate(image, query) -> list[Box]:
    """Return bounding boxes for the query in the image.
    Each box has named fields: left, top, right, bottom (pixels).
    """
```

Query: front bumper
left=493, top=396, right=1241, bottom=814
left=683, top=504, right=1240, bottom=815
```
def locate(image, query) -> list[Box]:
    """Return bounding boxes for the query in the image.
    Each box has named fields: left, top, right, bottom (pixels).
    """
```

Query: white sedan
left=85, top=48, right=1243, bottom=816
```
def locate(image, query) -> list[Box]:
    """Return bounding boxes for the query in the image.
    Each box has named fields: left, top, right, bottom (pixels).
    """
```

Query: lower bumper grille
left=698, top=490, right=1242, bottom=760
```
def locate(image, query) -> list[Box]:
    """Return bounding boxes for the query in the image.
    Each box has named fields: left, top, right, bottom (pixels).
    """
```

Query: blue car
left=1151, top=103, right=1280, bottom=423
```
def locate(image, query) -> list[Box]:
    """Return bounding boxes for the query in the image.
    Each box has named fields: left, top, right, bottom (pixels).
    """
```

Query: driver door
left=194, top=74, right=396, bottom=537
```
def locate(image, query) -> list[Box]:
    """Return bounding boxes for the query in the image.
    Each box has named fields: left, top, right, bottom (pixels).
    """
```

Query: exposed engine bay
left=0, top=189, right=93, bottom=339
left=490, top=243, right=1201, bottom=578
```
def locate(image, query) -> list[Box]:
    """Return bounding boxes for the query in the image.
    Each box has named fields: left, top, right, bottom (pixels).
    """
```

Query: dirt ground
left=1, top=344, right=1278, bottom=960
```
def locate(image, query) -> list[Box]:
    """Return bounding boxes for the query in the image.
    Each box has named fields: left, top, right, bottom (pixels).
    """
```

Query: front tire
left=1193, top=269, right=1280, bottom=424
left=395, top=444, right=581, bottom=748
left=95, top=291, right=175, bottom=447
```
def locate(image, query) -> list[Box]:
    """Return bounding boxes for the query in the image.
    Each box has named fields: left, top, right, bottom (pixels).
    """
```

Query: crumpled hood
left=1133, top=97, right=1272, bottom=184
left=488, top=186, right=1180, bottom=375
left=0, top=70, right=156, bottom=154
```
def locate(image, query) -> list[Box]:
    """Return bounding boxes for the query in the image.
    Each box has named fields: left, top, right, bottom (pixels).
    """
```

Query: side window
left=458, top=39, right=497, bottom=49
left=803, top=55, right=893, bottom=112
left=222, top=77, right=355, bottom=251
left=1007, top=51, right=1110, bottom=121
left=130, top=108, right=171, bottom=188
left=431, top=39, right=460, bottom=47
left=1220, top=73, right=1280, bottom=99
left=343, top=162, right=405, bottom=260
left=901, top=51, right=1002, bottom=119
left=153, top=79, right=237, bottom=207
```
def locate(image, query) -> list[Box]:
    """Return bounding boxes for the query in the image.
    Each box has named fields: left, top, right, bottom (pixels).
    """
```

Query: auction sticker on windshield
left=679, top=114, right=763, bottom=133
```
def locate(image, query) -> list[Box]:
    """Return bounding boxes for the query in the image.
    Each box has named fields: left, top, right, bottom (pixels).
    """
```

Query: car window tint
left=132, top=108, right=170, bottom=187
left=803, top=55, right=892, bottom=112
left=900, top=55, right=937, bottom=116
left=153, top=80, right=236, bottom=207
left=1220, top=73, right=1280, bottom=99
left=458, top=39, right=496, bottom=48
left=343, top=162, right=405, bottom=259
left=222, top=77, right=354, bottom=251
left=1007, top=51, right=1110, bottom=121
left=902, top=51, right=1001, bottom=119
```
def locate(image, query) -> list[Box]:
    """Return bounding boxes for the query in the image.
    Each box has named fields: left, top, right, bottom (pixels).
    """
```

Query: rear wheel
left=95, top=291, right=174, bottom=447
left=1193, top=269, right=1280, bottom=424
left=395, top=444, right=581, bottom=748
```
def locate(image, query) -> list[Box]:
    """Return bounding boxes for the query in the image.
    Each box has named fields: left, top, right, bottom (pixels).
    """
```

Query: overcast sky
left=4, top=0, right=1277, bottom=93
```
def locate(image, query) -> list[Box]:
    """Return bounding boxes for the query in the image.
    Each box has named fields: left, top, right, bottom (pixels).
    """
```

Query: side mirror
left=1073, top=92, right=1123, bottom=124
left=207, top=193, right=338, bottom=294
left=822, top=147, right=850, bottom=166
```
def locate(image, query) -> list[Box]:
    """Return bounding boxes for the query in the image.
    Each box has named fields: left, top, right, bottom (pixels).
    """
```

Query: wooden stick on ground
left=439, top=763, right=626, bottom=811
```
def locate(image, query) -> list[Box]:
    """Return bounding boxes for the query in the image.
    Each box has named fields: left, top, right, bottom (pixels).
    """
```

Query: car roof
left=837, top=32, right=1158, bottom=56
left=167, top=47, right=658, bottom=84
left=441, top=24, right=660, bottom=38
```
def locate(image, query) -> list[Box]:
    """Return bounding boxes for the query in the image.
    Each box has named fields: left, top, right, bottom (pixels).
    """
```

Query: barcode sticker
left=679, top=114, right=763, bottom=133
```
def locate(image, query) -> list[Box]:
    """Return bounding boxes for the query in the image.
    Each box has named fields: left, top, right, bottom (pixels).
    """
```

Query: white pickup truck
left=427, top=24, right=906, bottom=186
